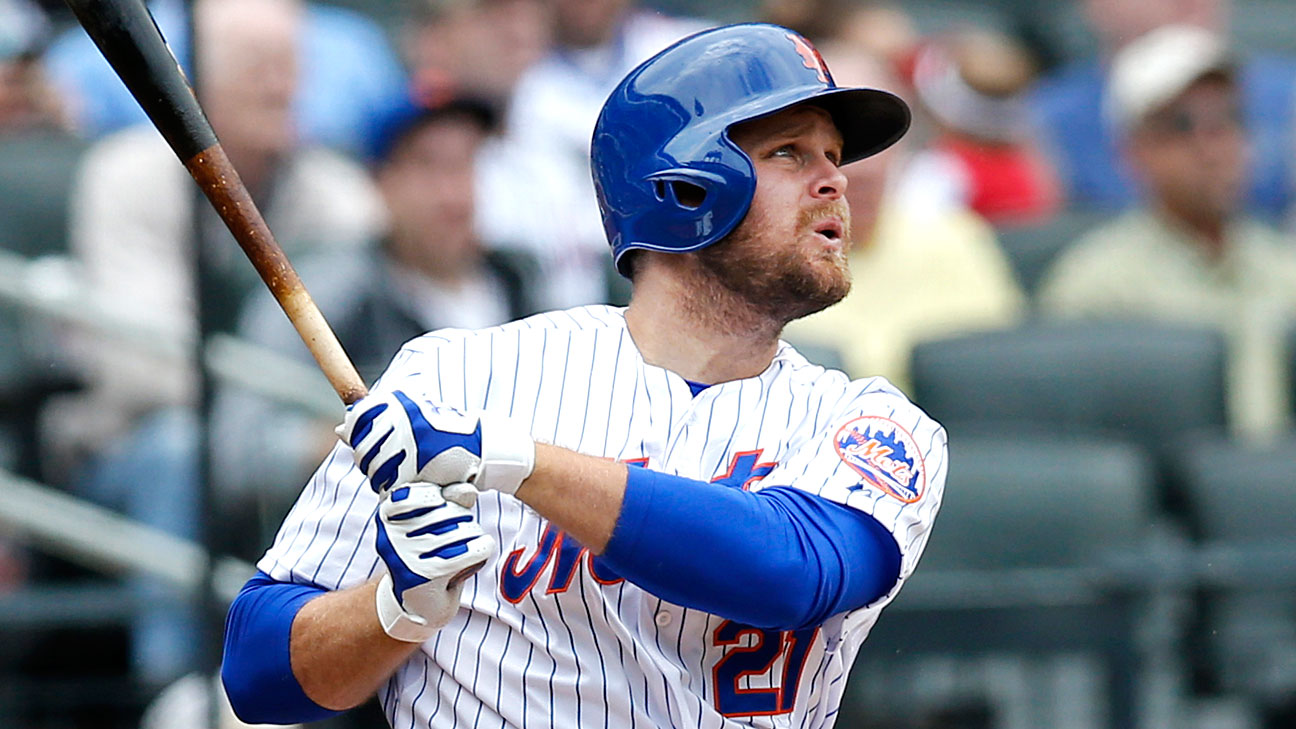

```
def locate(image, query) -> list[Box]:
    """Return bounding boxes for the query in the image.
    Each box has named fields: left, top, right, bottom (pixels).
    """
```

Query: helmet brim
left=804, top=87, right=911, bottom=164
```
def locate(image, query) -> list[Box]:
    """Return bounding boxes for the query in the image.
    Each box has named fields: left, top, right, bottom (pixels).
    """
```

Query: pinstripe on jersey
left=258, top=304, right=947, bottom=729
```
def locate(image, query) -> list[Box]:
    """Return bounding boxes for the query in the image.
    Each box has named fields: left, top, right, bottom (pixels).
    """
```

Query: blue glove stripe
left=388, top=504, right=448, bottom=522
left=358, top=428, right=394, bottom=475
left=372, top=451, right=408, bottom=492
left=349, top=403, right=389, bottom=448
left=393, top=391, right=484, bottom=470
left=409, top=515, right=471, bottom=537
left=422, top=536, right=475, bottom=560
left=375, top=517, right=430, bottom=596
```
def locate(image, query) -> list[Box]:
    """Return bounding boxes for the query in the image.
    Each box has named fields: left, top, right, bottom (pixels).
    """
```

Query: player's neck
left=624, top=260, right=782, bottom=384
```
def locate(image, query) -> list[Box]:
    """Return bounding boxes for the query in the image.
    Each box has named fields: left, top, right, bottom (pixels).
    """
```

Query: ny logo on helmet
left=786, top=32, right=830, bottom=85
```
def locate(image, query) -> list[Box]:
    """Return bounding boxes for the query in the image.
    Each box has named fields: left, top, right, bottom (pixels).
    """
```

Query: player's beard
left=696, top=202, right=853, bottom=328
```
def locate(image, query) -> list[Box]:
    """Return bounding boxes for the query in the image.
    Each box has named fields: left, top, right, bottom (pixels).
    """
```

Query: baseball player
left=222, top=23, right=946, bottom=728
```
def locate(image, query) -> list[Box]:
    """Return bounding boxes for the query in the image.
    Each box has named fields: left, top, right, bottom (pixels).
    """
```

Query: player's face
left=700, top=105, right=852, bottom=324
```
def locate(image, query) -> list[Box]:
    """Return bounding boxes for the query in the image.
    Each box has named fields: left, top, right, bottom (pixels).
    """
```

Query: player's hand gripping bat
left=62, top=0, right=368, bottom=405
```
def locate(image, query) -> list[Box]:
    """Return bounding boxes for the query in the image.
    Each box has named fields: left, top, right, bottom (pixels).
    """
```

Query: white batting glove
left=336, top=389, right=535, bottom=495
left=374, top=482, right=495, bottom=643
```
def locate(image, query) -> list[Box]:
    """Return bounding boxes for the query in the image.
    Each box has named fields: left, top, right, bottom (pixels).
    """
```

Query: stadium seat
left=0, top=130, right=88, bottom=479
left=845, top=433, right=1168, bottom=729
left=908, top=320, right=1227, bottom=497
left=917, top=433, right=1156, bottom=571
left=1170, top=433, right=1296, bottom=711
left=0, top=130, right=87, bottom=258
left=1286, top=322, right=1296, bottom=421
left=994, top=209, right=1110, bottom=297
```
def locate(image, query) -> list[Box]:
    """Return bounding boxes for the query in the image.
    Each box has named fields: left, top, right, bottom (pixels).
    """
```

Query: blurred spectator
left=43, top=0, right=385, bottom=687
left=1038, top=25, right=1296, bottom=440
left=476, top=0, right=708, bottom=310
left=44, top=0, right=407, bottom=155
left=403, top=0, right=550, bottom=109
left=210, top=93, right=540, bottom=523
left=894, top=28, right=1061, bottom=225
left=834, top=2, right=921, bottom=78
left=783, top=43, right=1027, bottom=393
left=0, top=0, right=66, bottom=132
left=1029, top=0, right=1296, bottom=221
left=758, top=0, right=856, bottom=43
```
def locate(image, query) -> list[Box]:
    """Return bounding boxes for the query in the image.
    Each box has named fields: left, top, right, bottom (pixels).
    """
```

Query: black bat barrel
left=62, top=0, right=218, bottom=160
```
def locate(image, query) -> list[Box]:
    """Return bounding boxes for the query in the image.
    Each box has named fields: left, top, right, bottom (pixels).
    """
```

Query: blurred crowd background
left=2, top=0, right=1296, bottom=728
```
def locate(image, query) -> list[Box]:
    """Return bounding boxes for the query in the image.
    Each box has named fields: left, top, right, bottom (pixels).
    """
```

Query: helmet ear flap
left=634, top=160, right=752, bottom=251
left=652, top=178, right=708, bottom=210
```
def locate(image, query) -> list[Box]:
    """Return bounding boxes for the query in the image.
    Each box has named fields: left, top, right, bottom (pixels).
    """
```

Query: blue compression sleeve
left=221, top=572, right=341, bottom=725
left=602, top=468, right=902, bottom=630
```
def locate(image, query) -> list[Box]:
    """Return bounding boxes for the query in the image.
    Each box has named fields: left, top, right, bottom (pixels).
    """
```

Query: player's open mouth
left=812, top=218, right=845, bottom=244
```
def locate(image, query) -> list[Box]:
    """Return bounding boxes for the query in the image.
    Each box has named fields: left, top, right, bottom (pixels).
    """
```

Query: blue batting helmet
left=591, top=23, right=910, bottom=276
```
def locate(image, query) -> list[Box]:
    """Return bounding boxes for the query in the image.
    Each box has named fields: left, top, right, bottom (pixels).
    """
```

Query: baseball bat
left=62, top=0, right=368, bottom=405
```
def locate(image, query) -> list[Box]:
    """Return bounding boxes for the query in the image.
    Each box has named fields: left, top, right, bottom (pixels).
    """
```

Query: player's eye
left=770, top=144, right=798, bottom=160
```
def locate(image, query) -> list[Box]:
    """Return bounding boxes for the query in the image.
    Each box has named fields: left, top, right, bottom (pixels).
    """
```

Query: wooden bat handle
left=184, top=145, right=368, bottom=405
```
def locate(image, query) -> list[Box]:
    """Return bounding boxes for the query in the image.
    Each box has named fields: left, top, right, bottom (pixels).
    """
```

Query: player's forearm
left=290, top=578, right=424, bottom=710
left=224, top=573, right=424, bottom=723
left=514, top=443, right=628, bottom=553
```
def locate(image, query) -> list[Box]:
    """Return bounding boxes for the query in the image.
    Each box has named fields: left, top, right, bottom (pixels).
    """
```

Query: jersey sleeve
left=758, top=381, right=948, bottom=605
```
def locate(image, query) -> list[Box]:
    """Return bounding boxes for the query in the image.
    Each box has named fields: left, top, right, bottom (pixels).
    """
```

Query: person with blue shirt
left=44, top=0, right=407, bottom=155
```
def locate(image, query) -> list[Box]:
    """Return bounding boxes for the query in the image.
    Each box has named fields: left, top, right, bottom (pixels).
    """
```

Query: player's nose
left=809, top=154, right=847, bottom=201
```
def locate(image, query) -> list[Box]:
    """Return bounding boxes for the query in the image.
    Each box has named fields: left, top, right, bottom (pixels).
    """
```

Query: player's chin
left=780, top=257, right=850, bottom=322
left=813, top=265, right=851, bottom=308
left=808, top=247, right=851, bottom=293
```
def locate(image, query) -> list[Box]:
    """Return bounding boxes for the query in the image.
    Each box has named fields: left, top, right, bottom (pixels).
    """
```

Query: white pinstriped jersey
left=258, top=304, right=947, bottom=729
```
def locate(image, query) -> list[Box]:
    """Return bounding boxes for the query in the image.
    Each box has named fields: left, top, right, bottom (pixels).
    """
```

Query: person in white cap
left=1038, top=24, right=1296, bottom=440
left=1029, top=0, right=1296, bottom=219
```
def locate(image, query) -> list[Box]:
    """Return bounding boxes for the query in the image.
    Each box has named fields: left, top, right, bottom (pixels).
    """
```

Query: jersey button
left=654, top=611, right=672, bottom=627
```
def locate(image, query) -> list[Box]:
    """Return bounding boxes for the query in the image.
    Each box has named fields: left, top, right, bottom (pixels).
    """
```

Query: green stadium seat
left=0, top=130, right=89, bottom=479
left=0, top=130, right=88, bottom=258
left=995, top=209, right=1110, bottom=297
left=908, top=320, right=1228, bottom=497
left=845, top=433, right=1167, bottom=729
left=1170, top=434, right=1296, bottom=711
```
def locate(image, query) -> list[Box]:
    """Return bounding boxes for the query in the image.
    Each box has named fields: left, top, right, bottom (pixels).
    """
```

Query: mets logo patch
left=835, top=416, right=926, bottom=503
left=786, top=32, right=831, bottom=85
